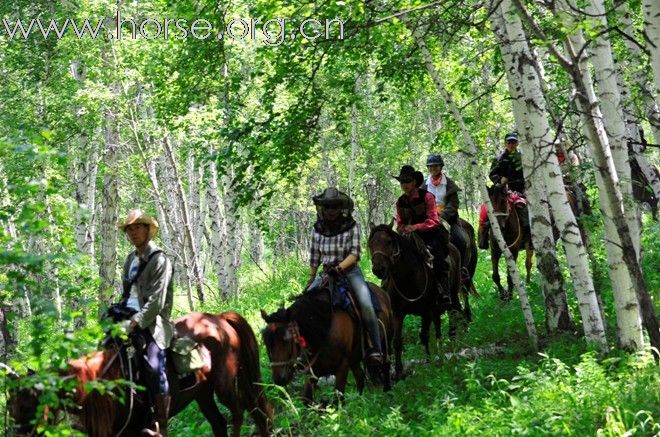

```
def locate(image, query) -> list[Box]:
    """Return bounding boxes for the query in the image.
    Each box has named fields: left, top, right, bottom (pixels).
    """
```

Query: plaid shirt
left=310, top=222, right=361, bottom=269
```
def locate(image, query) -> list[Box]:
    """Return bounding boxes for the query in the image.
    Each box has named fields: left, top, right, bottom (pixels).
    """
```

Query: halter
left=266, top=321, right=320, bottom=379
left=369, top=230, right=430, bottom=303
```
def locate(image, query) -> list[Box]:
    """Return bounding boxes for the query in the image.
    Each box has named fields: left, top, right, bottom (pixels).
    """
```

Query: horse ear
left=369, top=222, right=375, bottom=231
left=260, top=309, right=269, bottom=322
left=388, top=218, right=395, bottom=229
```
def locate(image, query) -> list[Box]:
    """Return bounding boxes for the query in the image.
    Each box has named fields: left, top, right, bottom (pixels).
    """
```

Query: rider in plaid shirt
left=305, top=187, right=383, bottom=364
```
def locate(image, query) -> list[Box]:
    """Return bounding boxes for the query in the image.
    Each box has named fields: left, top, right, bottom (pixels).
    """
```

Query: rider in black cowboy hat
left=306, top=187, right=383, bottom=364
left=394, top=165, right=452, bottom=306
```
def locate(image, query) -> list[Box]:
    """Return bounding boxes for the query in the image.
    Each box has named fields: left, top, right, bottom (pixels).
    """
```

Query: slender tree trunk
left=163, top=136, right=204, bottom=305
left=615, top=0, right=660, bottom=143
left=554, top=0, right=644, bottom=351
left=491, top=2, right=572, bottom=333
left=403, top=14, right=538, bottom=351
left=98, top=80, right=120, bottom=308
left=515, top=0, right=659, bottom=356
left=642, top=0, right=660, bottom=99
left=206, top=160, right=230, bottom=297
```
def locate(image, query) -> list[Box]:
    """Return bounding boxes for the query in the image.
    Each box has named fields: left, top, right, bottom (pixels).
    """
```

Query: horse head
left=487, top=183, right=510, bottom=227
left=368, top=221, right=399, bottom=280
left=260, top=308, right=305, bottom=386
left=5, top=366, right=47, bottom=436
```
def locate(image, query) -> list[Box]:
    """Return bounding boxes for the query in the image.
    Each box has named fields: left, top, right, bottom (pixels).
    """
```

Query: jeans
left=308, top=266, right=382, bottom=353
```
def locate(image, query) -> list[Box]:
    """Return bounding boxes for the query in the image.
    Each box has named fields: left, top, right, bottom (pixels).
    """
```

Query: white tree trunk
left=586, top=0, right=640, bottom=256
left=615, top=0, right=660, bottom=143
left=163, top=136, right=204, bottom=306
left=98, top=83, right=120, bottom=306
left=206, top=160, right=232, bottom=297
left=491, top=1, right=572, bottom=333
left=220, top=170, right=240, bottom=298
left=556, top=0, right=643, bottom=351
left=642, top=0, right=660, bottom=99
left=403, top=15, right=539, bottom=351
left=70, top=59, right=98, bottom=262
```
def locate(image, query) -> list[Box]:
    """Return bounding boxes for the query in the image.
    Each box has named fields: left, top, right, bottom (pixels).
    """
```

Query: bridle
left=369, top=230, right=429, bottom=303
left=266, top=321, right=320, bottom=378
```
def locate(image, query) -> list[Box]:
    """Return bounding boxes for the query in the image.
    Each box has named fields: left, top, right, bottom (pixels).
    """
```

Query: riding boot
left=365, top=317, right=383, bottom=365
left=433, top=261, right=452, bottom=308
left=478, top=222, right=490, bottom=250
left=142, top=394, right=170, bottom=437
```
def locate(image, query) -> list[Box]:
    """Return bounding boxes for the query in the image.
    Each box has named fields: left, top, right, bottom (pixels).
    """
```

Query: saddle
left=103, top=303, right=205, bottom=391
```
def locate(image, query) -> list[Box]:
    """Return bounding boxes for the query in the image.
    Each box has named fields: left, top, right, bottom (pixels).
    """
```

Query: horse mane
left=68, top=350, right=120, bottom=437
left=263, top=291, right=333, bottom=351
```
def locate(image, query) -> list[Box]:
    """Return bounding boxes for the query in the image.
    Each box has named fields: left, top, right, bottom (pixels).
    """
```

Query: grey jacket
left=122, top=241, right=174, bottom=350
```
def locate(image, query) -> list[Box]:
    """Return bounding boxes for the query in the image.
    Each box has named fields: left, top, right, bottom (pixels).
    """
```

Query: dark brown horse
left=260, top=280, right=393, bottom=404
left=487, top=183, right=533, bottom=301
left=8, top=312, right=273, bottom=437
left=367, top=223, right=465, bottom=380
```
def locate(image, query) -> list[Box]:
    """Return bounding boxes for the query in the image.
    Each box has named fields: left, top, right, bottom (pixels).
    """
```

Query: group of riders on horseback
left=12, top=131, right=597, bottom=435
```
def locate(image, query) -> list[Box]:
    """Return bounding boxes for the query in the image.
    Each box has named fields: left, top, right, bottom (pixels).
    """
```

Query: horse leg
left=334, top=359, right=351, bottom=402
left=491, top=249, right=506, bottom=301
left=249, top=388, right=272, bottom=437
left=525, top=247, right=533, bottom=284
left=351, top=360, right=366, bottom=395
left=432, top=311, right=442, bottom=345
left=420, top=315, right=432, bottom=356
left=393, top=312, right=404, bottom=380
left=230, top=406, right=245, bottom=437
left=196, top=389, right=228, bottom=437
left=302, top=377, right=317, bottom=405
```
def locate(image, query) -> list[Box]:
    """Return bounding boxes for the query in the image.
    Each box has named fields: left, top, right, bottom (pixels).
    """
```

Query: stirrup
left=366, top=351, right=383, bottom=365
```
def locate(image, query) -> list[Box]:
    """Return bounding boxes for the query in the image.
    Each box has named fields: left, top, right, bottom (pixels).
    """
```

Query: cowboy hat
left=393, top=165, right=424, bottom=187
left=117, top=209, right=159, bottom=238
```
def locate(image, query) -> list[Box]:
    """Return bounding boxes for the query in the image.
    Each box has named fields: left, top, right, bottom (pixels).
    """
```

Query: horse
left=7, top=311, right=273, bottom=437
left=260, top=278, right=393, bottom=404
left=487, top=183, right=533, bottom=301
left=367, top=222, right=465, bottom=380
left=452, top=217, right=479, bottom=320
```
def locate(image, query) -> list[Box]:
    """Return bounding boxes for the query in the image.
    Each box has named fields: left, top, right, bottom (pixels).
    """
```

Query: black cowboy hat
left=393, top=165, right=424, bottom=187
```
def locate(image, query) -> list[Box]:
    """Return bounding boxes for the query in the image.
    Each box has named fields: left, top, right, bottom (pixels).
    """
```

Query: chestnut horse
left=487, top=183, right=533, bottom=301
left=367, top=223, right=465, bottom=380
left=261, top=279, right=393, bottom=404
left=8, top=312, right=272, bottom=437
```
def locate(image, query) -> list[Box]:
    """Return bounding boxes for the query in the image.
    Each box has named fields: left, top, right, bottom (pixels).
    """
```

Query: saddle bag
left=169, top=336, right=204, bottom=374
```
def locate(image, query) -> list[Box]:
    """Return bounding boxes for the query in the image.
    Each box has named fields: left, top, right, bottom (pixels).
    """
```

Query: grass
left=166, top=219, right=660, bottom=436
left=4, top=216, right=658, bottom=436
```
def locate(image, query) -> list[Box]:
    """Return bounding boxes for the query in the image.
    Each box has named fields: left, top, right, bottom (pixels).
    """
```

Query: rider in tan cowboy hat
left=117, top=209, right=173, bottom=436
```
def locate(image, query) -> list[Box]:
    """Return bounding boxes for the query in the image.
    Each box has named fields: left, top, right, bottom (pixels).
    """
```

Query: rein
left=268, top=321, right=320, bottom=380
left=370, top=231, right=430, bottom=303
left=492, top=197, right=522, bottom=249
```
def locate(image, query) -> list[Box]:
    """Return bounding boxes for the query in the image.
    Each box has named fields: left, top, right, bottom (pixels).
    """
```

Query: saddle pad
left=170, top=336, right=204, bottom=374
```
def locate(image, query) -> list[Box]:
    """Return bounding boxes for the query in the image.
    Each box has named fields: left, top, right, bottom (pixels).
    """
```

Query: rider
left=394, top=165, right=452, bottom=306
left=421, top=153, right=467, bottom=258
left=478, top=131, right=529, bottom=249
left=118, top=209, right=174, bottom=437
left=556, top=139, right=589, bottom=215
left=305, top=187, right=383, bottom=364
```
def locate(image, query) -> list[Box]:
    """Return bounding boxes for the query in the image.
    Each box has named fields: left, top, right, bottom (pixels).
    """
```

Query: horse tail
left=220, top=311, right=273, bottom=435
left=71, top=351, right=120, bottom=437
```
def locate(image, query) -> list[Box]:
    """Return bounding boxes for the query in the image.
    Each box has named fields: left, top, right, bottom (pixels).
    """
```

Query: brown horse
left=487, top=183, right=533, bottom=301
left=8, top=312, right=272, bottom=437
left=367, top=223, right=464, bottom=380
left=260, top=280, right=393, bottom=404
